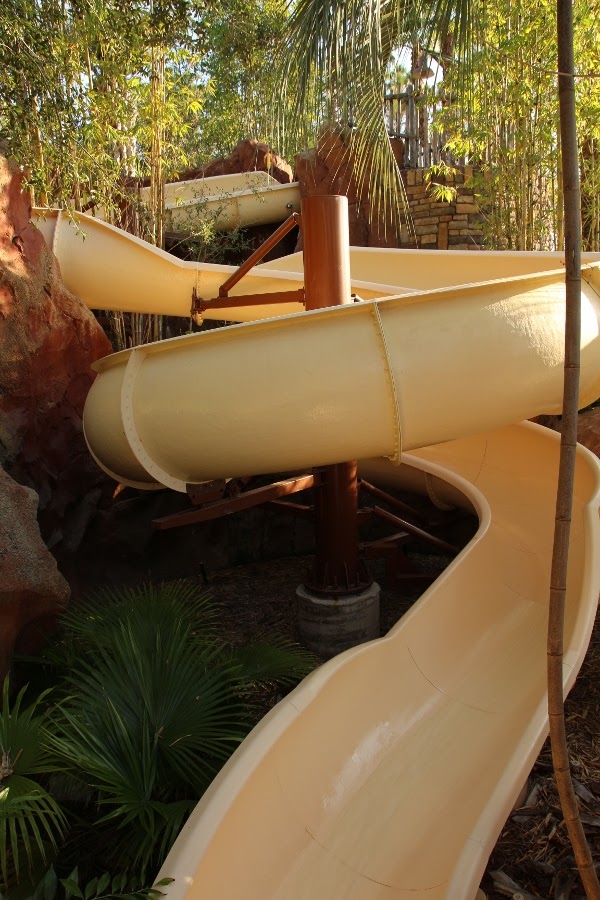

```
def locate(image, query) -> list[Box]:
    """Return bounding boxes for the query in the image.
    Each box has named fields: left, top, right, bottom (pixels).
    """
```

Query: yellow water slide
left=158, top=427, right=600, bottom=900
left=83, top=266, right=600, bottom=491
left=139, top=171, right=302, bottom=233
left=89, top=171, right=302, bottom=232
left=34, top=209, right=408, bottom=321
left=33, top=208, right=600, bottom=898
left=35, top=209, right=600, bottom=322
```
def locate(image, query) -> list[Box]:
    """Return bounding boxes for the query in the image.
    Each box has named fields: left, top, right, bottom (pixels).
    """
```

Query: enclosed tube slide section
left=87, top=172, right=301, bottom=232
left=32, top=210, right=402, bottom=322
left=127, top=172, right=300, bottom=232
left=156, top=424, right=600, bottom=899
left=83, top=264, right=600, bottom=491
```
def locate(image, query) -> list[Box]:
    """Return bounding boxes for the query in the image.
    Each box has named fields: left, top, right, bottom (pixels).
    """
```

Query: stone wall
left=294, top=129, right=484, bottom=250
left=400, top=165, right=483, bottom=250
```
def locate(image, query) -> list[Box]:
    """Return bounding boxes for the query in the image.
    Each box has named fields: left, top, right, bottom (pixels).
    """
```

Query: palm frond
left=30, top=865, right=174, bottom=899
left=229, top=636, right=317, bottom=690
left=60, top=582, right=218, bottom=647
left=277, top=0, right=478, bottom=234
left=0, top=774, right=66, bottom=887
left=48, top=592, right=250, bottom=876
left=42, top=580, right=316, bottom=878
left=278, top=0, right=407, bottom=232
left=53, top=635, right=248, bottom=794
left=0, top=679, right=59, bottom=778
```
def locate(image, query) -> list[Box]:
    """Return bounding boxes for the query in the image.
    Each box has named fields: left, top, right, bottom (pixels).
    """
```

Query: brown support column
left=309, top=461, right=364, bottom=594
left=302, top=195, right=352, bottom=312
left=296, top=196, right=379, bottom=655
left=302, top=196, right=365, bottom=594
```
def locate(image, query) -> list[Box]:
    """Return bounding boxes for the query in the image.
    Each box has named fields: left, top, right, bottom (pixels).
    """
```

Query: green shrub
left=9, top=582, right=316, bottom=891
left=0, top=680, right=66, bottom=892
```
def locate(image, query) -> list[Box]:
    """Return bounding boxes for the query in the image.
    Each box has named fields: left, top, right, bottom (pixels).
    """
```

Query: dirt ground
left=206, top=544, right=600, bottom=900
left=484, top=609, right=600, bottom=900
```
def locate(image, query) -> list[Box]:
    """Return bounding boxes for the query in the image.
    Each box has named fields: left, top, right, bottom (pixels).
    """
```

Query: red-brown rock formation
left=0, top=153, right=114, bottom=668
left=294, top=128, right=403, bottom=249
left=178, top=139, right=293, bottom=186
left=0, top=467, right=69, bottom=675
left=0, top=156, right=112, bottom=549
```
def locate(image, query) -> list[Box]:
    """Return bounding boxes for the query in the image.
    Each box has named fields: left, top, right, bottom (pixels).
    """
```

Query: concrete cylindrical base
left=296, top=582, right=381, bottom=659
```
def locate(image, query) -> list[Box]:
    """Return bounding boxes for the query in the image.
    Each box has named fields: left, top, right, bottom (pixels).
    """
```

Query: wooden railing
left=384, top=87, right=464, bottom=169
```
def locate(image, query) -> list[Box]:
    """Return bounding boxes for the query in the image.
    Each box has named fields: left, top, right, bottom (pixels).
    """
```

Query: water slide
left=34, top=210, right=407, bottom=322
left=157, top=429, right=600, bottom=900
left=34, top=208, right=600, bottom=897
left=87, top=171, right=301, bottom=232
left=139, top=171, right=302, bottom=233
left=34, top=208, right=600, bottom=321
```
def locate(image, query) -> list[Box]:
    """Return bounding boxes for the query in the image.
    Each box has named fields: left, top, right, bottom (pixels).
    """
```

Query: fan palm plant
left=43, top=582, right=315, bottom=880
left=0, top=680, right=66, bottom=892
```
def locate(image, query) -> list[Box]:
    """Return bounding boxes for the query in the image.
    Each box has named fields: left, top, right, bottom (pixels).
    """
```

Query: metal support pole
left=300, top=195, right=368, bottom=596
left=309, top=461, right=365, bottom=594
left=218, top=212, right=302, bottom=297
left=302, top=195, right=352, bottom=313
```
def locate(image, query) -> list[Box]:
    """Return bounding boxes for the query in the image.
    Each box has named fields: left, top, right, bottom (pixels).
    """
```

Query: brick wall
left=400, top=165, right=484, bottom=250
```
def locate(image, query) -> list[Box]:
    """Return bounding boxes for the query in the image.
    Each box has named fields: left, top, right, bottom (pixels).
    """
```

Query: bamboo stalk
left=557, top=142, right=564, bottom=250
left=548, top=2, right=600, bottom=895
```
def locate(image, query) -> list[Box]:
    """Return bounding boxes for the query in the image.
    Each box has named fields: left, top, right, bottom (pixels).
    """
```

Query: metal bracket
left=153, top=473, right=319, bottom=531
left=190, top=211, right=303, bottom=323
left=191, top=287, right=305, bottom=325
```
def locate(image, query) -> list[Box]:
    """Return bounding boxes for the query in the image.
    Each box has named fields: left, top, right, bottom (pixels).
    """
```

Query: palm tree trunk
left=548, top=2, right=600, bottom=895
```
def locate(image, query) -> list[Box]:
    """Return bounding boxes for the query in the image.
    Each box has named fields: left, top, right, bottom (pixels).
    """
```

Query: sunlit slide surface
left=33, top=209, right=600, bottom=898
left=80, top=171, right=302, bottom=232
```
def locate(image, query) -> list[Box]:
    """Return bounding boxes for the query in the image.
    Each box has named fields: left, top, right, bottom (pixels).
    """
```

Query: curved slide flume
left=134, top=171, right=301, bottom=233
left=33, top=209, right=600, bottom=897
left=33, top=209, right=600, bottom=322
left=156, top=426, right=600, bottom=900
left=95, top=172, right=302, bottom=233
left=32, top=209, right=409, bottom=321
left=82, top=265, right=600, bottom=492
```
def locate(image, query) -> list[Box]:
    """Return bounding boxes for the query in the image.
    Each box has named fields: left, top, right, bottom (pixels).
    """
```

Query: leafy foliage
left=0, top=0, right=290, bottom=218
left=231, top=636, right=317, bottom=692
left=434, top=0, right=600, bottom=251
left=424, top=163, right=458, bottom=204
left=194, top=0, right=291, bottom=162
left=276, top=0, right=478, bottom=232
left=11, top=581, right=315, bottom=889
left=6, top=864, right=173, bottom=900
left=0, top=681, right=66, bottom=891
